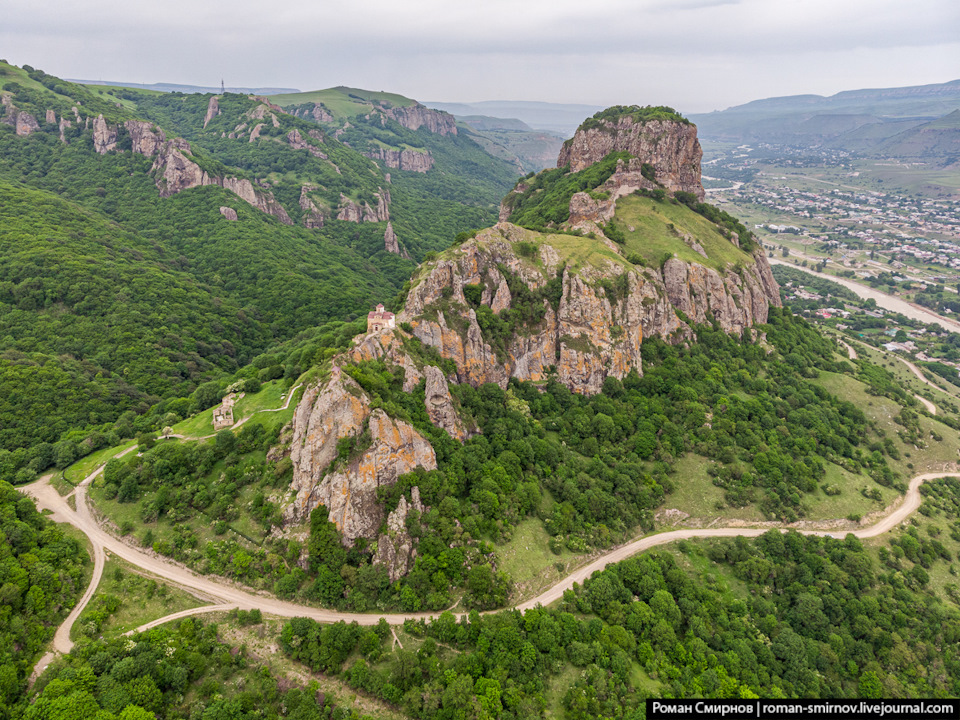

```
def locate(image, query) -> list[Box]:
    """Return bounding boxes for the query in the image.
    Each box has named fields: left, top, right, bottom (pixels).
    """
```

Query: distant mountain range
left=689, top=79, right=960, bottom=159
left=67, top=76, right=960, bottom=163
left=68, top=78, right=301, bottom=95
left=425, top=100, right=603, bottom=137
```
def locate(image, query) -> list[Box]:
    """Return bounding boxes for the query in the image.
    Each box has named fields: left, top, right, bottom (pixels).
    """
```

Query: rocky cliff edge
left=396, top=223, right=779, bottom=394
left=557, top=109, right=704, bottom=199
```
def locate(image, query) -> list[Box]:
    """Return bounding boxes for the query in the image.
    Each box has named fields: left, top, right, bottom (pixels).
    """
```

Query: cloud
left=1, top=0, right=957, bottom=111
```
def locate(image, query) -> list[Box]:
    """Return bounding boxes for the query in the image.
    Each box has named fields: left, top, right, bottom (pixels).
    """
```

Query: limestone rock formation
left=399, top=224, right=779, bottom=394
left=125, top=121, right=166, bottom=156
left=14, top=111, right=39, bottom=137
left=151, top=141, right=293, bottom=224
left=92, top=115, right=117, bottom=154
left=384, top=221, right=400, bottom=254
left=287, top=129, right=327, bottom=158
left=289, top=103, right=334, bottom=124
left=557, top=116, right=704, bottom=199
left=58, top=117, right=72, bottom=143
left=289, top=372, right=436, bottom=542
left=344, top=331, right=423, bottom=392
left=203, top=96, right=220, bottom=128
left=423, top=366, right=467, bottom=441
left=568, top=192, right=614, bottom=225
left=336, top=194, right=364, bottom=222
left=363, top=147, right=434, bottom=172
left=383, top=104, right=457, bottom=135
left=312, top=105, right=334, bottom=123
left=299, top=186, right=326, bottom=228
left=372, top=489, right=425, bottom=581
left=336, top=188, right=390, bottom=224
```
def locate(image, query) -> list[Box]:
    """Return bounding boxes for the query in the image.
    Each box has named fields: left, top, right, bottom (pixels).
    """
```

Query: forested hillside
left=0, top=60, right=521, bottom=469
left=0, top=481, right=88, bottom=716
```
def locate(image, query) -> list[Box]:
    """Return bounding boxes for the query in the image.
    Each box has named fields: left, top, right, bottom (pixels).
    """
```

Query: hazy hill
left=691, top=79, right=960, bottom=158
left=425, top=99, right=603, bottom=136
left=875, top=108, right=960, bottom=160
left=70, top=78, right=300, bottom=95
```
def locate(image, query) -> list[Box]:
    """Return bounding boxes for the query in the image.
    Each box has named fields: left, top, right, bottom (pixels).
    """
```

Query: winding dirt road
left=838, top=339, right=858, bottom=361
left=893, top=357, right=942, bottom=415
left=22, top=455, right=959, bottom=673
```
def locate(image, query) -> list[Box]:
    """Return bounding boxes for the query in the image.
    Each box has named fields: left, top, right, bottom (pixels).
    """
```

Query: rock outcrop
left=384, top=221, right=401, bottom=254
left=557, top=116, right=704, bottom=199
left=423, top=366, right=468, bottom=441
left=93, top=114, right=118, bottom=154
left=363, top=147, right=434, bottom=172
left=287, top=129, right=327, bottom=158
left=399, top=223, right=779, bottom=394
left=383, top=104, right=457, bottom=135
left=289, top=103, right=334, bottom=124
left=203, top=96, right=220, bottom=128
left=220, top=206, right=238, bottom=221
left=336, top=188, right=390, bottom=223
left=150, top=140, right=293, bottom=224
left=372, top=489, right=425, bottom=581
left=289, top=371, right=436, bottom=545
left=24, top=108, right=295, bottom=224
left=125, top=120, right=166, bottom=156
left=300, top=186, right=326, bottom=228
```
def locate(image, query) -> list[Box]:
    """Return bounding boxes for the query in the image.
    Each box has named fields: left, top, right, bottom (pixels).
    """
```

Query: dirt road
left=21, top=457, right=958, bottom=657
left=838, top=339, right=858, bottom=361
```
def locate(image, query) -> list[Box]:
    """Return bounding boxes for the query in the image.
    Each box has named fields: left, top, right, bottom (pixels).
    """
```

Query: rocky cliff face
left=557, top=117, right=704, bottom=199
left=363, top=147, right=434, bottom=172
left=93, top=115, right=118, bottom=154
left=398, top=223, right=779, bottom=394
left=287, top=129, right=327, bottom=158
left=203, top=96, right=220, bottom=128
left=372, top=489, right=425, bottom=581
left=1, top=96, right=41, bottom=137
left=287, top=368, right=437, bottom=577
left=423, top=365, right=468, bottom=441
left=299, top=185, right=326, bottom=228
left=148, top=137, right=293, bottom=224
left=46, top=112, right=295, bottom=225
left=384, top=221, right=407, bottom=257
left=383, top=104, right=457, bottom=136
left=336, top=188, right=390, bottom=223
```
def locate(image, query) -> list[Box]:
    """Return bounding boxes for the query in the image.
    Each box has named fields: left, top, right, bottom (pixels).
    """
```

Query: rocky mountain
left=282, top=104, right=780, bottom=578
left=557, top=107, right=704, bottom=200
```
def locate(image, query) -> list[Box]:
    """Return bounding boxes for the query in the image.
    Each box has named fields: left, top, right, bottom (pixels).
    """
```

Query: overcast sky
left=3, top=0, right=958, bottom=113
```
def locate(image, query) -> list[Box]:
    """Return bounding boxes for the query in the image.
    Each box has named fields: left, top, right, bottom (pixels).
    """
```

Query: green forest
left=280, top=529, right=960, bottom=720
left=0, top=481, right=88, bottom=717
left=7, top=59, right=960, bottom=719
left=0, top=60, right=522, bottom=472
left=84, top=309, right=910, bottom=616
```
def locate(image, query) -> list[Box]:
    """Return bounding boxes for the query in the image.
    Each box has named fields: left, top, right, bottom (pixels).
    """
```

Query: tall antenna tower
left=220, top=79, right=225, bottom=94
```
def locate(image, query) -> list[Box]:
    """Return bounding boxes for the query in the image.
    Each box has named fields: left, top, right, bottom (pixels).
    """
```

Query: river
left=770, top=259, right=960, bottom=333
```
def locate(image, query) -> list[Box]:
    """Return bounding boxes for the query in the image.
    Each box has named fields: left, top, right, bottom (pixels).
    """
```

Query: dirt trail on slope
left=22, top=461, right=959, bottom=652
left=838, top=339, right=857, bottom=360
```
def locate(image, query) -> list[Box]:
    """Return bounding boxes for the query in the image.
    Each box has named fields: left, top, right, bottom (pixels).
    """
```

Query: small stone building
left=367, top=304, right=395, bottom=333
left=212, top=393, right=238, bottom=430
